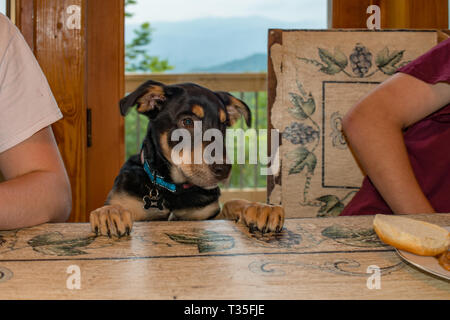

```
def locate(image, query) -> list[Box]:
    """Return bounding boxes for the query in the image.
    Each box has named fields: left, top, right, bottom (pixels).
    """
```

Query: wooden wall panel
left=13, top=0, right=125, bottom=222
left=332, top=0, right=375, bottom=28
left=86, top=0, right=125, bottom=216
left=33, top=0, right=87, bottom=222
left=14, top=0, right=35, bottom=50
left=380, top=0, right=449, bottom=29
left=332, top=0, right=448, bottom=29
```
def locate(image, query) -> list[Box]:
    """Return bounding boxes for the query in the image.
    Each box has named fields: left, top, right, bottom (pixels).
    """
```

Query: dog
left=89, top=80, right=284, bottom=237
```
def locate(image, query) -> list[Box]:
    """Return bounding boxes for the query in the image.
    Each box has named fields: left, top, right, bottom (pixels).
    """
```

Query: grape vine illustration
left=283, top=80, right=357, bottom=217
left=298, top=44, right=411, bottom=78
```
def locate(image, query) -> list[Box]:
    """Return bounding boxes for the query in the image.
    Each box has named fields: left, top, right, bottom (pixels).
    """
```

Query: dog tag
left=143, top=187, right=164, bottom=210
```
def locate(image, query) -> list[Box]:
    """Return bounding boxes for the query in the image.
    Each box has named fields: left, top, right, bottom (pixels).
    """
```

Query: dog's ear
left=215, top=91, right=252, bottom=127
left=119, top=80, right=168, bottom=117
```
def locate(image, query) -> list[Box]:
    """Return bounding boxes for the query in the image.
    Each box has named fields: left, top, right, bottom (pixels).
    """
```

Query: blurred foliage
left=125, top=0, right=173, bottom=73
left=224, top=92, right=268, bottom=189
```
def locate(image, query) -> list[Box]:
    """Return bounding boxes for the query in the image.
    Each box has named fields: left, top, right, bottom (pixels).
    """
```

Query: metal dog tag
left=143, top=187, right=164, bottom=211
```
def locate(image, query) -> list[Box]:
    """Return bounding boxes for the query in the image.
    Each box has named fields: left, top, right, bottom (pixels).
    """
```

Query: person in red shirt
left=341, top=38, right=450, bottom=216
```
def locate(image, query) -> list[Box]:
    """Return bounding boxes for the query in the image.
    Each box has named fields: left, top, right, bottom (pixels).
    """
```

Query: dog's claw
left=261, top=226, right=267, bottom=236
left=90, top=205, right=134, bottom=238
left=114, top=222, right=122, bottom=238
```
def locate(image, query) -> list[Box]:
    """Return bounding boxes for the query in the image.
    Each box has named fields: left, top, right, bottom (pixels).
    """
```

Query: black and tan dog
left=89, top=80, right=284, bottom=237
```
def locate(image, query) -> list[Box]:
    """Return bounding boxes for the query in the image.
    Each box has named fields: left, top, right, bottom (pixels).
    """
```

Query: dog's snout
left=210, top=163, right=231, bottom=179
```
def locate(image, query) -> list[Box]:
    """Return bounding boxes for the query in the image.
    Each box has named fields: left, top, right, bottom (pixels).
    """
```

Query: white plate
left=396, top=226, right=450, bottom=280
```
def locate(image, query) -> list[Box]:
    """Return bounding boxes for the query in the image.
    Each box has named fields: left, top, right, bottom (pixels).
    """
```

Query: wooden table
left=0, top=214, right=449, bottom=300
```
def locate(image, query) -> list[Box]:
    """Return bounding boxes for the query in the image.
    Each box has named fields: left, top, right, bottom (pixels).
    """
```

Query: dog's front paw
left=241, top=203, right=285, bottom=234
left=89, top=205, right=133, bottom=238
left=222, top=200, right=285, bottom=234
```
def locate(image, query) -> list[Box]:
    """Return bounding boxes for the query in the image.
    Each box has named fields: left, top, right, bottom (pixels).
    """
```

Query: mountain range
left=125, top=16, right=325, bottom=73
left=193, top=53, right=267, bottom=72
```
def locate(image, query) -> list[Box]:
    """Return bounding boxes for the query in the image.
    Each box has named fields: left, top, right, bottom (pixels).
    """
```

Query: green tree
left=124, top=0, right=174, bottom=159
left=125, top=0, right=173, bottom=72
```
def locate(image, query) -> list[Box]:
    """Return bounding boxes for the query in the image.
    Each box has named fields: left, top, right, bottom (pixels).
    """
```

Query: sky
left=126, top=0, right=328, bottom=24
left=0, top=1, right=5, bottom=15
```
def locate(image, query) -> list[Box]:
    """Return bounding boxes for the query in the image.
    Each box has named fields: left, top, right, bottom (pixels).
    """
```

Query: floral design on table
left=166, top=229, right=235, bottom=253
left=27, top=232, right=97, bottom=256
left=0, top=230, right=23, bottom=254
left=245, top=224, right=330, bottom=250
left=321, top=224, right=388, bottom=248
left=0, top=266, right=13, bottom=283
left=0, top=230, right=121, bottom=257
left=246, top=228, right=303, bottom=249
left=298, top=44, right=411, bottom=78
left=248, top=258, right=403, bottom=277
left=248, top=223, right=403, bottom=278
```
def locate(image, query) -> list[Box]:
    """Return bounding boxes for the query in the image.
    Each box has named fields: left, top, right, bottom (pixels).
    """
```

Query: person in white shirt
left=0, top=14, right=71, bottom=229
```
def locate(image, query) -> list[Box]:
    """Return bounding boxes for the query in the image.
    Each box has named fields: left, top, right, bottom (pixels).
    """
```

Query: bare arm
left=0, top=126, right=72, bottom=229
left=342, top=72, right=450, bottom=214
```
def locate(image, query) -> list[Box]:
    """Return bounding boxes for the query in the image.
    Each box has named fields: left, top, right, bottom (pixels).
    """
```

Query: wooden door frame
left=86, top=0, right=125, bottom=216
left=13, top=0, right=125, bottom=222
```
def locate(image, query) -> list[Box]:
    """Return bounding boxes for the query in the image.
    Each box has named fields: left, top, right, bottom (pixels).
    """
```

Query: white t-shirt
left=0, top=14, right=62, bottom=153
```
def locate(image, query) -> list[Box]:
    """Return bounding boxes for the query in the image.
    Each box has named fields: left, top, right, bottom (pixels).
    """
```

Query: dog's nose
left=210, top=164, right=231, bottom=179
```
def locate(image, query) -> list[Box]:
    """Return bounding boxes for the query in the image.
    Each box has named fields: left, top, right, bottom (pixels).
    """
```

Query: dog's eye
left=182, top=118, right=194, bottom=128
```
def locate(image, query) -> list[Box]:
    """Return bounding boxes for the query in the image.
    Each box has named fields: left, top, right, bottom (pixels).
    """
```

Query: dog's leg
left=90, top=191, right=170, bottom=237
left=217, top=200, right=285, bottom=234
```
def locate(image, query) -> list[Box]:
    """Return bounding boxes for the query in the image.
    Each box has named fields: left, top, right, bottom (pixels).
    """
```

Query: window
left=124, top=0, right=328, bottom=193
left=125, top=0, right=327, bottom=74
left=0, top=0, right=6, bottom=15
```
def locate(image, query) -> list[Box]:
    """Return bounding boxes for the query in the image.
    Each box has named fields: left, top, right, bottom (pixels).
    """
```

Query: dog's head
left=120, top=80, right=251, bottom=189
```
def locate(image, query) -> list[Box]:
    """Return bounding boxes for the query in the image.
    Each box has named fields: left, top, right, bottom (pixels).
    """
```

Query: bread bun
left=438, top=251, right=450, bottom=271
left=373, top=214, right=450, bottom=256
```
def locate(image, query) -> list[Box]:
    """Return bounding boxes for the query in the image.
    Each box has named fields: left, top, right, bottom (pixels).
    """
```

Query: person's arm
left=0, top=126, right=71, bottom=229
left=342, top=72, right=450, bottom=215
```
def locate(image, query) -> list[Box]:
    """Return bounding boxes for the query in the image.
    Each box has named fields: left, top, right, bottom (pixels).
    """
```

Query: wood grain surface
left=33, top=0, right=88, bottom=222
left=0, top=214, right=448, bottom=299
left=86, top=0, right=125, bottom=217
left=331, top=0, right=448, bottom=29
left=13, top=0, right=125, bottom=222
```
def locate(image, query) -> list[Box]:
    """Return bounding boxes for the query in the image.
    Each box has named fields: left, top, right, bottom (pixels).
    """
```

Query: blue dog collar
left=143, top=160, right=177, bottom=193
left=141, top=143, right=193, bottom=193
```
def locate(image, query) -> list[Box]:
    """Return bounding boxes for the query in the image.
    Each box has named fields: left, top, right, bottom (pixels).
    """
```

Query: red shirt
left=341, top=38, right=450, bottom=216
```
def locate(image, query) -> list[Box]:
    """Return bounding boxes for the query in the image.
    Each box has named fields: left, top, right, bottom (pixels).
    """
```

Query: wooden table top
left=0, top=214, right=449, bottom=300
